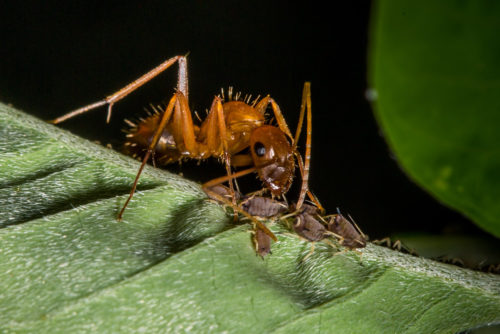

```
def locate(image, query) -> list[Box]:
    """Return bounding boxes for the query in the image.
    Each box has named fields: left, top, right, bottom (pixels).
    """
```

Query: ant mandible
left=51, top=55, right=322, bottom=239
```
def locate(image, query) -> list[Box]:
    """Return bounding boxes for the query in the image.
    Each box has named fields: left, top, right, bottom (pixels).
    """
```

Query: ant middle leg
left=117, top=91, right=197, bottom=220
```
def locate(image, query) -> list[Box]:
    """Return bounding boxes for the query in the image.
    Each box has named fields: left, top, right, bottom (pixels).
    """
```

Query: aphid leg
left=50, top=55, right=188, bottom=124
left=320, top=215, right=348, bottom=244
left=281, top=229, right=318, bottom=262
left=328, top=237, right=364, bottom=258
left=347, top=214, right=369, bottom=240
left=301, top=242, right=316, bottom=262
left=321, top=238, right=338, bottom=250
left=332, top=248, right=349, bottom=257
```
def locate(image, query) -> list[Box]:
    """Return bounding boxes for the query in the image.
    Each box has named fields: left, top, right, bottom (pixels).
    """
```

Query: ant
left=51, top=55, right=322, bottom=241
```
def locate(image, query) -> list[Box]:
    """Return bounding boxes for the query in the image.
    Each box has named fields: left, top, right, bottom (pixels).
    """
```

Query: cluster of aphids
left=50, top=55, right=367, bottom=257
left=207, top=185, right=367, bottom=257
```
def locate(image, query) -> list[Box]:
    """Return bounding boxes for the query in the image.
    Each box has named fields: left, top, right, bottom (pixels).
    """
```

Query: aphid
left=326, top=209, right=367, bottom=249
left=204, top=185, right=278, bottom=232
left=241, top=195, right=288, bottom=218
left=289, top=203, right=326, bottom=242
left=241, top=195, right=288, bottom=257
left=206, top=186, right=286, bottom=256
left=51, top=55, right=321, bottom=227
left=203, top=186, right=276, bottom=242
left=204, top=184, right=242, bottom=202
left=252, top=227, right=272, bottom=258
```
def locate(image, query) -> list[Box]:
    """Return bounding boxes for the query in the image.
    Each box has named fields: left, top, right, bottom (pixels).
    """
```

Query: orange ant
left=51, top=55, right=322, bottom=240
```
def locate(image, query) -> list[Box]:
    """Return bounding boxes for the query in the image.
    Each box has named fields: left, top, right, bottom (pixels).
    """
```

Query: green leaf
left=1, top=104, right=499, bottom=333
left=369, top=1, right=500, bottom=237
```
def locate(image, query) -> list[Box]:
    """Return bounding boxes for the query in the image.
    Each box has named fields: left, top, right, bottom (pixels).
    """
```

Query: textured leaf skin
left=369, top=0, right=500, bottom=237
left=1, top=104, right=499, bottom=333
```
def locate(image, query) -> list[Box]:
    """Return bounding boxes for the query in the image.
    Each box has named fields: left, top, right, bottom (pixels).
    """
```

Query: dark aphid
left=205, top=184, right=242, bottom=202
left=327, top=210, right=367, bottom=249
left=241, top=196, right=288, bottom=218
left=240, top=196, right=288, bottom=257
left=291, top=203, right=326, bottom=242
left=293, top=212, right=326, bottom=242
left=252, top=227, right=272, bottom=258
left=204, top=187, right=279, bottom=257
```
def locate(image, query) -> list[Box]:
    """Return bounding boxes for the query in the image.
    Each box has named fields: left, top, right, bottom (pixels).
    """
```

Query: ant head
left=250, top=125, right=295, bottom=196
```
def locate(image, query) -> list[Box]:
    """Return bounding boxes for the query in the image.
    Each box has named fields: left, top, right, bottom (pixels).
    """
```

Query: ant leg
left=292, top=82, right=313, bottom=210
left=230, top=153, right=253, bottom=167
left=200, top=96, right=239, bottom=211
left=295, top=153, right=325, bottom=212
left=373, top=237, right=392, bottom=247
left=202, top=166, right=260, bottom=189
left=50, top=55, right=188, bottom=124
left=171, top=92, right=198, bottom=154
left=292, top=82, right=311, bottom=145
left=306, top=191, right=324, bottom=213
left=255, top=85, right=315, bottom=211
left=117, top=90, right=200, bottom=220
left=255, top=96, right=294, bottom=141
left=117, top=92, right=180, bottom=220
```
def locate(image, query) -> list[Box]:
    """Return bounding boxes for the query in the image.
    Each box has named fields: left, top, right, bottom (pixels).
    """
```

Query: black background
left=0, top=1, right=484, bottom=240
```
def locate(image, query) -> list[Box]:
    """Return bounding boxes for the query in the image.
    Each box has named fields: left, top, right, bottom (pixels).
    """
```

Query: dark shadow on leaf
left=0, top=164, right=161, bottom=228
left=147, top=198, right=233, bottom=256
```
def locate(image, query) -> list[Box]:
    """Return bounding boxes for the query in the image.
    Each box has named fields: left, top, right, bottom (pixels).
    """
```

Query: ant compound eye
left=254, top=142, right=266, bottom=157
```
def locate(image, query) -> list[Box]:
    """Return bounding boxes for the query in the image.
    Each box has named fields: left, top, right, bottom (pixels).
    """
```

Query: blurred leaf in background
left=369, top=0, right=500, bottom=238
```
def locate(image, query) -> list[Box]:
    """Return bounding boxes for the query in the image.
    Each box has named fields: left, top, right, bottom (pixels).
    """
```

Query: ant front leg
left=257, top=83, right=315, bottom=212
left=294, top=82, right=313, bottom=210
left=50, top=55, right=189, bottom=124
left=255, top=96, right=293, bottom=141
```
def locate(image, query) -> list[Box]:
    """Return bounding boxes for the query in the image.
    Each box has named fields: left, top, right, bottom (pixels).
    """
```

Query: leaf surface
left=1, top=104, right=499, bottom=333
